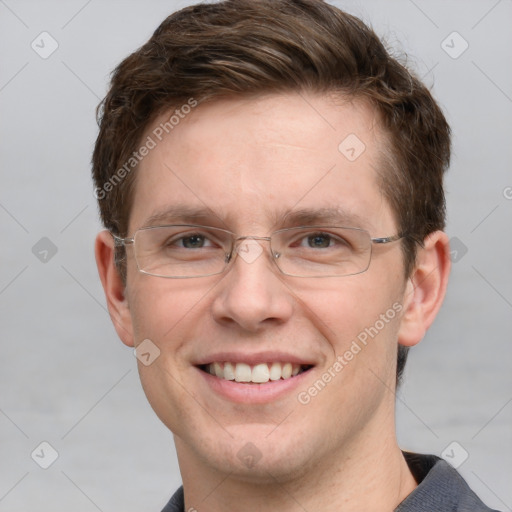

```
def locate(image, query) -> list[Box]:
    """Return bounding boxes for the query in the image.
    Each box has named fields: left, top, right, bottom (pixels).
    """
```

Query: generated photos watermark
left=94, top=98, right=198, bottom=200
left=297, top=302, right=403, bottom=405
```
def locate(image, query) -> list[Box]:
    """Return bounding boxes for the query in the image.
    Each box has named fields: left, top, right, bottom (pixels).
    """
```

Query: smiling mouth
left=199, top=362, right=313, bottom=384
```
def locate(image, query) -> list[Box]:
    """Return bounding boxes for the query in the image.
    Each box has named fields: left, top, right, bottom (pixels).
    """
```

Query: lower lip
left=196, top=367, right=313, bottom=404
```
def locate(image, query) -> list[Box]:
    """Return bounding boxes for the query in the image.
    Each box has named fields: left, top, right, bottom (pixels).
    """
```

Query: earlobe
left=95, top=230, right=135, bottom=347
left=397, top=231, right=451, bottom=347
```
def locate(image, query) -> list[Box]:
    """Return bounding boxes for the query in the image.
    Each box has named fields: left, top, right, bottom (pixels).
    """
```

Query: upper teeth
left=206, top=362, right=302, bottom=383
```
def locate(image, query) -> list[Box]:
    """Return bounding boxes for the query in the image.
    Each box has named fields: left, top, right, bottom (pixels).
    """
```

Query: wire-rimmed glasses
left=113, top=224, right=403, bottom=278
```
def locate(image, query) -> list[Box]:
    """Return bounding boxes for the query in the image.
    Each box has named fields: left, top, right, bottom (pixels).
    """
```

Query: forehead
left=129, top=92, right=394, bottom=234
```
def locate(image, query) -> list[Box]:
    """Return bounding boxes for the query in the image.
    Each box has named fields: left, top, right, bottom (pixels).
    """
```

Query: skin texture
left=96, top=92, right=451, bottom=511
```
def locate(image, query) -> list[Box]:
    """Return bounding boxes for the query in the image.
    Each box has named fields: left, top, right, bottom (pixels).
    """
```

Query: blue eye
left=180, top=234, right=208, bottom=248
left=162, top=231, right=218, bottom=250
left=306, top=233, right=333, bottom=248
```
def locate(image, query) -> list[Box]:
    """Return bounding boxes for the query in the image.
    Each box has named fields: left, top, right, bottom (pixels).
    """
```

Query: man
left=92, top=1, right=500, bottom=510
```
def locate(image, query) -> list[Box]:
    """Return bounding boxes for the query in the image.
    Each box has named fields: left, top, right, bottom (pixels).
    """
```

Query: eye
left=304, top=233, right=334, bottom=249
left=164, top=231, right=217, bottom=249
left=179, top=234, right=210, bottom=249
left=295, top=231, right=350, bottom=249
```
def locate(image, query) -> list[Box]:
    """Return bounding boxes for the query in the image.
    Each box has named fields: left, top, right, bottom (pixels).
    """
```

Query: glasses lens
left=272, top=227, right=372, bottom=277
left=133, top=225, right=230, bottom=278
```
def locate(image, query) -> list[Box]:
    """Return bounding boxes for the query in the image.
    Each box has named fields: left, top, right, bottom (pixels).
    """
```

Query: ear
left=397, top=231, right=451, bottom=347
left=95, top=230, right=135, bottom=347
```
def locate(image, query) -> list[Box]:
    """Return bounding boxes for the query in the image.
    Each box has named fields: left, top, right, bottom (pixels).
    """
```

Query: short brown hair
left=92, top=0, right=451, bottom=383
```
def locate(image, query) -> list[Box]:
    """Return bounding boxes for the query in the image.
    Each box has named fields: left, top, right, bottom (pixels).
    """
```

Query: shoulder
left=397, top=452, right=501, bottom=512
left=160, top=486, right=184, bottom=512
left=159, top=456, right=502, bottom=512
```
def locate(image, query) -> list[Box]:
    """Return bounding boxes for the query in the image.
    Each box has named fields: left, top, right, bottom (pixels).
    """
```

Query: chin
left=196, top=424, right=321, bottom=484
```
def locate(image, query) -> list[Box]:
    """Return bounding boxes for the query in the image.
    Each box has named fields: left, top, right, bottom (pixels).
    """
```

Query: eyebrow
left=141, top=204, right=371, bottom=231
left=279, top=207, right=371, bottom=230
left=141, top=205, right=225, bottom=229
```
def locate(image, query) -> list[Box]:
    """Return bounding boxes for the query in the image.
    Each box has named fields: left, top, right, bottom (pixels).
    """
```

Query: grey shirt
left=161, top=452, right=500, bottom=511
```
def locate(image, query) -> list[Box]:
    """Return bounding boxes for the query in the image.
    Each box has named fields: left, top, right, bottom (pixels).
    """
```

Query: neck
left=175, top=419, right=417, bottom=511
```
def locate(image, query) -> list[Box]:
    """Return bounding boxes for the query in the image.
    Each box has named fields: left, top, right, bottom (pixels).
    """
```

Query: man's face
left=122, top=93, right=409, bottom=481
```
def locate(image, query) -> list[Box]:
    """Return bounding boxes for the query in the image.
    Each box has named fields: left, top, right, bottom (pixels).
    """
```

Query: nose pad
left=224, top=236, right=282, bottom=275
left=227, top=236, right=272, bottom=264
left=235, top=238, right=266, bottom=265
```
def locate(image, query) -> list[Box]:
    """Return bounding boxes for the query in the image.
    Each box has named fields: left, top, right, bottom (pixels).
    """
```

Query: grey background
left=1, top=0, right=511, bottom=510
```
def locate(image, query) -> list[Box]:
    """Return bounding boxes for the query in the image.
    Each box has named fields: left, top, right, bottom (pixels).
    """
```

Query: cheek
left=289, top=274, right=403, bottom=383
left=125, top=277, right=216, bottom=434
left=287, top=276, right=396, bottom=343
left=127, top=274, right=210, bottom=345
left=295, top=282, right=402, bottom=426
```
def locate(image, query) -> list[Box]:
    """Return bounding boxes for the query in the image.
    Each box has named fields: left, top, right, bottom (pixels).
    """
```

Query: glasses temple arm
left=111, top=233, right=134, bottom=247
left=371, top=234, right=403, bottom=244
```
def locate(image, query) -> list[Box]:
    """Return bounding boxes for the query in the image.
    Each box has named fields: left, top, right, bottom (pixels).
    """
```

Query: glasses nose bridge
left=234, top=234, right=272, bottom=243
left=231, top=234, right=273, bottom=253
left=228, top=235, right=279, bottom=266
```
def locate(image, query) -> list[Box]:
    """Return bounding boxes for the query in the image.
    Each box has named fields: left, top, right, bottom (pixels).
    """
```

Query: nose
left=210, top=238, right=294, bottom=332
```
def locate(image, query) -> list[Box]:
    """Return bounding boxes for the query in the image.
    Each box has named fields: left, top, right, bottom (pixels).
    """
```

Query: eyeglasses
left=113, top=224, right=403, bottom=279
